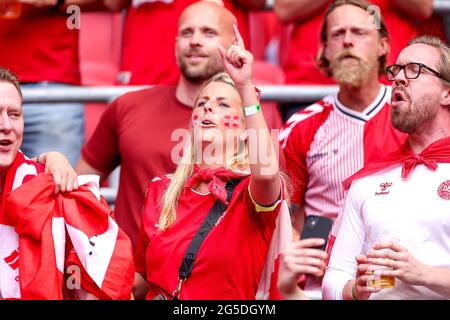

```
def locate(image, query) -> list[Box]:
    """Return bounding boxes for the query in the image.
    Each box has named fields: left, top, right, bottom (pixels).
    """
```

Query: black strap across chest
left=178, top=179, right=240, bottom=280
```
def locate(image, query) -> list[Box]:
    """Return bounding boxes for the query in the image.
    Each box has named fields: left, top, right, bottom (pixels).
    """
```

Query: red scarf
left=343, top=137, right=450, bottom=189
left=186, top=166, right=249, bottom=204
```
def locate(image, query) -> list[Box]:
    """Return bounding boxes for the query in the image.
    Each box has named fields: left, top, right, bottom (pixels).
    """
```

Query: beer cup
left=362, top=235, right=397, bottom=290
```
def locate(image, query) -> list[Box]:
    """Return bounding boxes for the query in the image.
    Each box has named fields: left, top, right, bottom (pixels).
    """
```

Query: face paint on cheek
left=224, top=115, right=240, bottom=128
left=192, top=114, right=200, bottom=127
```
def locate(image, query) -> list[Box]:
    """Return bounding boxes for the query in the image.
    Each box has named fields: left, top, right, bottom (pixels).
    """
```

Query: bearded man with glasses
left=323, top=35, right=450, bottom=300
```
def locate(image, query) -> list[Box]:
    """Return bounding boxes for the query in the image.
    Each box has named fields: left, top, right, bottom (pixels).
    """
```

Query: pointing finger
left=233, top=24, right=244, bottom=48
left=218, top=44, right=227, bottom=60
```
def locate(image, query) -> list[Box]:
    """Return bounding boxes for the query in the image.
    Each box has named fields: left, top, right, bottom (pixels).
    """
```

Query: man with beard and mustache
left=277, top=0, right=406, bottom=299
left=322, top=35, right=450, bottom=300
left=75, top=1, right=282, bottom=248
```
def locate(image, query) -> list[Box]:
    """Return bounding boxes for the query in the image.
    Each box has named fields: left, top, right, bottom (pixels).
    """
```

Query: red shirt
left=282, top=0, right=419, bottom=85
left=82, top=85, right=283, bottom=248
left=82, top=86, right=192, bottom=247
left=120, top=0, right=250, bottom=85
left=0, top=9, right=80, bottom=84
left=134, top=175, right=280, bottom=300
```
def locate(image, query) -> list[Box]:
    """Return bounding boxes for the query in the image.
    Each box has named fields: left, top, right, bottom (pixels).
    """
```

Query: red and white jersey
left=323, top=163, right=450, bottom=299
left=280, top=85, right=406, bottom=219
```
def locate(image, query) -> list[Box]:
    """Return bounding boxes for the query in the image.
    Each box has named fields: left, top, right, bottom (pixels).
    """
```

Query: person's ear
left=378, top=36, right=390, bottom=59
left=440, top=86, right=450, bottom=108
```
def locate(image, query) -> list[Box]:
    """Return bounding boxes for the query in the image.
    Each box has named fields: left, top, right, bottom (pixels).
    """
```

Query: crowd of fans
left=0, top=0, right=450, bottom=300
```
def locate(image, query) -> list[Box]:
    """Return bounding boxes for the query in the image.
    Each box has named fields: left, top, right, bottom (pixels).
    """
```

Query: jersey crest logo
left=375, top=182, right=392, bottom=196
left=437, top=180, right=450, bottom=200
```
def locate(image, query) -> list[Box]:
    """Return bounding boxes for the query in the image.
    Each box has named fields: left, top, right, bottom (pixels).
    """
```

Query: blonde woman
left=132, top=26, right=290, bottom=300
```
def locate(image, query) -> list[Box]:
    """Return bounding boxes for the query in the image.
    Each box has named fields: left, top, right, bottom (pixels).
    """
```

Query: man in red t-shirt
left=104, top=0, right=265, bottom=85
left=274, top=0, right=433, bottom=85
left=0, top=0, right=105, bottom=166
left=76, top=1, right=283, bottom=247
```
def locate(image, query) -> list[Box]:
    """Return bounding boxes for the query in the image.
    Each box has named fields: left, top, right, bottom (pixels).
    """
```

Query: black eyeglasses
left=386, top=62, right=447, bottom=82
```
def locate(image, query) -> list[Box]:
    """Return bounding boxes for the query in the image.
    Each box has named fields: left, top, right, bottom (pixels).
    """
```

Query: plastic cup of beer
left=362, top=237, right=397, bottom=290
left=0, top=0, right=22, bottom=19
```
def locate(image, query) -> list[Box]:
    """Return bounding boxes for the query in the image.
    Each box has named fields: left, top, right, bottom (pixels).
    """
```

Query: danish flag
left=4, top=249, right=19, bottom=270
left=224, top=115, right=240, bottom=128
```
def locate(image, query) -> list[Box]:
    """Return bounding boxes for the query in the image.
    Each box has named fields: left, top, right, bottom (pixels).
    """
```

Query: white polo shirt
left=323, top=162, right=450, bottom=300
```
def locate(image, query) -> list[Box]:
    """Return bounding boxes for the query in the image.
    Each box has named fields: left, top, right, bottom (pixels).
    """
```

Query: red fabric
left=418, top=13, right=448, bottom=41
left=1, top=154, right=134, bottom=299
left=120, top=0, right=250, bottom=85
left=135, top=176, right=280, bottom=300
left=82, top=86, right=283, bottom=248
left=281, top=98, right=406, bottom=207
left=0, top=152, right=43, bottom=225
left=343, top=137, right=450, bottom=190
left=268, top=257, right=282, bottom=300
left=281, top=102, right=333, bottom=204
left=282, top=0, right=420, bottom=85
left=186, top=166, right=248, bottom=204
left=0, top=8, right=80, bottom=84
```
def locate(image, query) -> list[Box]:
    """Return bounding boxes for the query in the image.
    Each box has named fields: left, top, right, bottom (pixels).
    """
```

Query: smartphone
left=300, top=215, right=334, bottom=251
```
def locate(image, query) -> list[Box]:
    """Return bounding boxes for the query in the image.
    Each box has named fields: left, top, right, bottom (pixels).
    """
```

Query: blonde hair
left=159, top=72, right=250, bottom=230
left=408, top=35, right=450, bottom=85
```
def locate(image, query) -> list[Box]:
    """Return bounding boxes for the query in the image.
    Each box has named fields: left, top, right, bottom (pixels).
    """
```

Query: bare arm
left=219, top=25, right=281, bottom=206
left=391, top=0, right=433, bottom=19
left=103, top=0, right=130, bottom=11
left=75, top=155, right=110, bottom=184
left=19, top=0, right=107, bottom=10
left=421, top=267, right=450, bottom=297
left=274, top=0, right=329, bottom=24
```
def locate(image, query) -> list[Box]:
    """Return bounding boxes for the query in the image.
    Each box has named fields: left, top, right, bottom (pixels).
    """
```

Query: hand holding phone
left=300, top=215, right=333, bottom=251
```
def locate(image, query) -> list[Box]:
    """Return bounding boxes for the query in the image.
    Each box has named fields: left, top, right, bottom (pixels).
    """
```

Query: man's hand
left=367, top=241, right=429, bottom=286
left=352, top=254, right=382, bottom=300
left=39, top=151, right=79, bottom=194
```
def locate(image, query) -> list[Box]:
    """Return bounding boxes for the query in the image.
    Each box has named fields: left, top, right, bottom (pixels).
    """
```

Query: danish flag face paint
left=224, top=115, right=240, bottom=128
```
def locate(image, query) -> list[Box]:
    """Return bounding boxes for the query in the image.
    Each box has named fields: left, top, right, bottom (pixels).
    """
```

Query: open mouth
left=200, top=119, right=215, bottom=127
left=392, top=90, right=406, bottom=104
left=0, top=139, right=12, bottom=146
